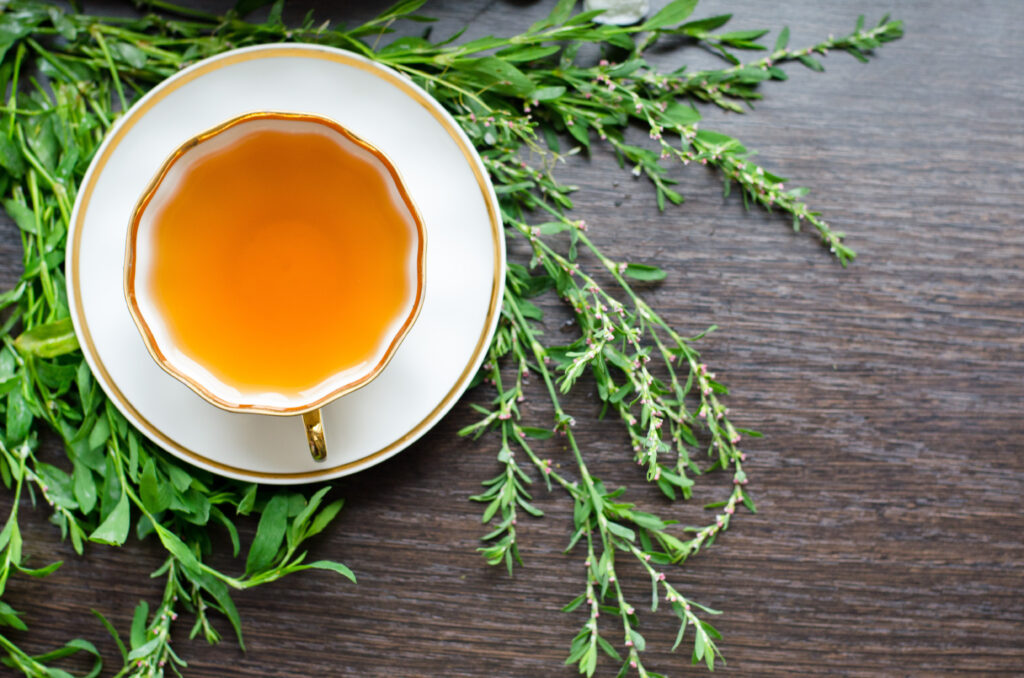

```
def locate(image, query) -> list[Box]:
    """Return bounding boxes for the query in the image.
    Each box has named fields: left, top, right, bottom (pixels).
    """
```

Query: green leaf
left=0, top=601, right=27, bottom=630
left=530, top=0, right=575, bottom=32
left=530, top=85, right=566, bottom=101
left=798, top=54, right=825, bottom=72
left=88, top=493, right=129, bottom=545
left=456, top=36, right=508, bottom=54
left=304, top=498, right=343, bottom=539
left=266, top=0, right=284, bottom=25
left=91, top=608, right=127, bottom=662
left=520, top=426, right=553, bottom=439
left=733, top=67, right=771, bottom=83
left=47, top=8, right=78, bottom=40
left=596, top=634, right=620, bottom=660
left=126, top=636, right=161, bottom=661
left=629, top=510, right=667, bottom=531
left=608, top=59, right=646, bottom=78
left=495, top=45, right=560, bottom=63
left=642, top=0, right=698, bottom=30
left=245, top=493, right=289, bottom=574
left=623, top=263, right=667, bottom=281
left=538, top=221, right=571, bottom=235
left=14, top=559, right=62, bottom=577
left=129, top=601, right=148, bottom=649
left=741, top=488, right=757, bottom=513
left=606, top=520, right=636, bottom=542
left=0, top=135, right=26, bottom=178
left=719, top=29, right=769, bottom=43
left=562, top=594, right=584, bottom=613
left=88, top=414, right=109, bottom=450
left=582, top=643, right=597, bottom=676
left=774, top=26, right=790, bottom=52
left=176, top=487, right=211, bottom=525
left=680, top=13, right=732, bottom=35
left=210, top=505, right=241, bottom=557
left=304, top=560, right=357, bottom=583
left=140, top=458, right=171, bottom=514
left=672, top=609, right=690, bottom=651
left=695, top=128, right=739, bottom=148
left=5, top=389, right=32, bottom=445
left=629, top=629, right=647, bottom=652
left=126, top=432, right=140, bottom=482
left=3, top=199, right=37, bottom=234
left=287, top=485, right=330, bottom=548
left=566, top=118, right=589, bottom=148
left=661, top=102, right=701, bottom=127
left=518, top=298, right=543, bottom=321
left=76, top=359, right=93, bottom=410
left=29, top=637, right=101, bottom=678
left=164, top=463, right=193, bottom=493
left=110, top=41, right=147, bottom=69
left=694, top=626, right=706, bottom=662
left=461, top=56, right=534, bottom=96
left=26, top=116, right=58, bottom=172
left=14, top=318, right=79, bottom=358
left=72, top=460, right=97, bottom=515
left=566, top=628, right=589, bottom=664
left=154, top=524, right=202, bottom=575
left=195, top=571, right=245, bottom=648
left=700, top=619, right=723, bottom=639
left=516, top=495, right=544, bottom=517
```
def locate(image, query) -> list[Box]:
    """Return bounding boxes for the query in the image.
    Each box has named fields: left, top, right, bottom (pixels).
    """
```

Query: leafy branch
left=0, top=0, right=902, bottom=675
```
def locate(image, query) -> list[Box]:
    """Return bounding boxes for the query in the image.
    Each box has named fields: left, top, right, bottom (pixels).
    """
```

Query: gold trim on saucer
left=69, top=45, right=503, bottom=481
left=124, top=111, right=428, bottom=417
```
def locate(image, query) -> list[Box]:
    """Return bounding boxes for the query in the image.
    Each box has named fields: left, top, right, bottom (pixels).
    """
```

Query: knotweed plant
left=0, top=1, right=900, bottom=675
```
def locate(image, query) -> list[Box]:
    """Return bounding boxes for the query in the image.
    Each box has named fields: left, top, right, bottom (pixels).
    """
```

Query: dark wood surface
left=1, top=0, right=1022, bottom=675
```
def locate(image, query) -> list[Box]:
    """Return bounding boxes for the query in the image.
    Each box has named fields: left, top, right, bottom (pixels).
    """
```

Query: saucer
left=66, top=44, right=504, bottom=484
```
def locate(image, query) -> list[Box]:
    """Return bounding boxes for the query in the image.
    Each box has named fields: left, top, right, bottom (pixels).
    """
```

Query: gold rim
left=124, top=111, right=428, bottom=416
left=69, top=45, right=503, bottom=481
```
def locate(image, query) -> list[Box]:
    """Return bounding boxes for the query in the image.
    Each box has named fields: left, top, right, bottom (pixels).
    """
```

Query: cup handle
left=302, top=409, right=327, bottom=462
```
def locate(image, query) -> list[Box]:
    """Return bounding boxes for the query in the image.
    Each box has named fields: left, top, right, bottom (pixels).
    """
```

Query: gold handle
left=302, top=409, right=327, bottom=462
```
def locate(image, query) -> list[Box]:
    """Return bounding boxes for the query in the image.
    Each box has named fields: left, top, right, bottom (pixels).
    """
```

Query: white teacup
left=124, top=112, right=426, bottom=461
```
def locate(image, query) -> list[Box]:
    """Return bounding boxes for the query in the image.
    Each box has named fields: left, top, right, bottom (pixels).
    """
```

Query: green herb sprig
left=0, top=0, right=901, bottom=675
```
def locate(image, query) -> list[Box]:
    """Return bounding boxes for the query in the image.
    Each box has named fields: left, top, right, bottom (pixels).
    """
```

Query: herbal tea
left=139, top=114, right=422, bottom=400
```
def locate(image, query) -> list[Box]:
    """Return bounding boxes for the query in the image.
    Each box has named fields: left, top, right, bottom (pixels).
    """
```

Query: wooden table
left=1, top=0, right=1021, bottom=675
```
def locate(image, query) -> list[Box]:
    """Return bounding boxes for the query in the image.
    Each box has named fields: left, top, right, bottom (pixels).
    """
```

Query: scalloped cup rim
left=123, top=111, right=427, bottom=416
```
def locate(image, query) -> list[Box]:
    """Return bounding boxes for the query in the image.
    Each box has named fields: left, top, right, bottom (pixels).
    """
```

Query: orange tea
left=136, top=114, right=422, bottom=400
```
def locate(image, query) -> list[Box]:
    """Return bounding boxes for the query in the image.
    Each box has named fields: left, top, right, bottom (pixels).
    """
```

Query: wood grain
left=0, top=0, right=1021, bottom=675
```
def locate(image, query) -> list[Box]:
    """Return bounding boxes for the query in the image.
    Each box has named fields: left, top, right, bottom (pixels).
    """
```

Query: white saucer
left=66, top=44, right=503, bottom=484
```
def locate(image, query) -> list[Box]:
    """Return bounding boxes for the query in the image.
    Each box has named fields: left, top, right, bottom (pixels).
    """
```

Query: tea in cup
left=125, top=112, right=426, bottom=461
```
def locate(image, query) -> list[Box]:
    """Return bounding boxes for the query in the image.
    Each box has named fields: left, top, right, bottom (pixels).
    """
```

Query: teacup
left=125, top=112, right=426, bottom=462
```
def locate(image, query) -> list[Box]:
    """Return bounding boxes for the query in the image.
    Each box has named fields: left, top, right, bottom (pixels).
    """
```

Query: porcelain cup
left=124, top=112, right=426, bottom=462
